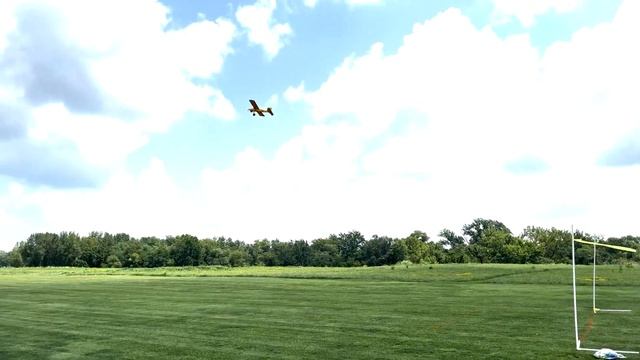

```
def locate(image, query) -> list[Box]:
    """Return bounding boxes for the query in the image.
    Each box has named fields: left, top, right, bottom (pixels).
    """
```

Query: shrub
left=400, top=260, right=412, bottom=269
left=71, top=258, right=88, bottom=267
left=105, top=255, right=122, bottom=268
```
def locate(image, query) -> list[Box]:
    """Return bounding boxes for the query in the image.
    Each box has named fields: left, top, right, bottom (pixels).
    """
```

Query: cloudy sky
left=1, top=0, right=639, bottom=250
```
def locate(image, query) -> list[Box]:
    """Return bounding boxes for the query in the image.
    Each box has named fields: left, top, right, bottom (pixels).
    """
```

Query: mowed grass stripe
left=2, top=265, right=638, bottom=359
left=0, top=278, right=580, bottom=358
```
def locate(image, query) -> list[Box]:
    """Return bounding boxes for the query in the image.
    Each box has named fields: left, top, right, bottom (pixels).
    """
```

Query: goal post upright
left=593, top=239, right=596, bottom=314
left=571, top=226, right=580, bottom=350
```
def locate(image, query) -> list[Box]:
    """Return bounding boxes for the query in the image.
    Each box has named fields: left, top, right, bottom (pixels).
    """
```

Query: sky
left=0, top=0, right=639, bottom=250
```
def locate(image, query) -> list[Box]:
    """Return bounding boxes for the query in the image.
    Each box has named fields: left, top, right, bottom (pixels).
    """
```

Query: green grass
left=1, top=264, right=638, bottom=359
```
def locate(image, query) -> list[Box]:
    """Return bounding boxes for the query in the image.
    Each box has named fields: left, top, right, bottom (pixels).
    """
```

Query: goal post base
left=595, top=308, right=632, bottom=313
left=578, top=347, right=639, bottom=355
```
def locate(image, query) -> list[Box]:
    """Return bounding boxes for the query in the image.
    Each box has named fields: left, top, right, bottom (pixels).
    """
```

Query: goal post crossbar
left=574, top=238, right=636, bottom=253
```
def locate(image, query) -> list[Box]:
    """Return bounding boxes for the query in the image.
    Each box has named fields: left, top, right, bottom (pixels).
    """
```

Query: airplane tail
left=267, top=107, right=273, bottom=116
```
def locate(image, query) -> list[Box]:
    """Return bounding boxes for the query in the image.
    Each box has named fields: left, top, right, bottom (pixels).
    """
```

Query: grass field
left=1, top=264, right=638, bottom=359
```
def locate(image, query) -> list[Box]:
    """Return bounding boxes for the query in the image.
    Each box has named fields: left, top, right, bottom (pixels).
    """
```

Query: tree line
left=1, top=219, right=639, bottom=268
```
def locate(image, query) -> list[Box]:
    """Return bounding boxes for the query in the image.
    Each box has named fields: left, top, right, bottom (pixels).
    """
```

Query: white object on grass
left=593, top=348, right=626, bottom=359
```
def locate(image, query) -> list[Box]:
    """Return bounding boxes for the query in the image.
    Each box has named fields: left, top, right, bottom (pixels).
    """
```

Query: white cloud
left=283, top=82, right=306, bottom=102
left=165, top=18, right=237, bottom=79
left=27, top=103, right=148, bottom=168
left=266, top=94, right=280, bottom=108
left=287, top=4, right=640, bottom=170
left=2, top=1, right=640, bottom=250
left=302, top=0, right=383, bottom=8
left=208, top=90, right=238, bottom=121
left=0, top=0, right=238, bottom=187
left=491, top=0, right=583, bottom=27
left=0, top=1, right=17, bottom=54
left=345, top=0, right=383, bottom=6
left=0, top=159, right=200, bottom=244
left=278, top=2, right=640, bottom=239
left=236, top=0, right=293, bottom=59
left=303, top=0, right=318, bottom=8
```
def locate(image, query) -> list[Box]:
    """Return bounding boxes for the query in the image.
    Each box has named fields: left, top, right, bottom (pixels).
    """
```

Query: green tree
left=463, top=219, right=510, bottom=245
left=210, top=248, right=229, bottom=266
left=0, top=250, right=8, bottom=267
left=522, top=226, right=571, bottom=263
left=402, top=230, right=432, bottom=264
left=290, top=240, right=311, bottom=266
left=39, top=232, right=61, bottom=266
left=438, top=229, right=469, bottom=263
left=463, top=219, right=512, bottom=263
left=359, top=235, right=394, bottom=266
left=171, top=234, right=202, bottom=266
left=402, top=230, right=445, bottom=264
left=439, top=229, right=465, bottom=248
left=58, top=232, right=82, bottom=266
left=144, top=242, right=170, bottom=267
left=114, top=233, right=131, bottom=243
left=249, top=239, right=274, bottom=266
left=71, top=258, right=89, bottom=267
left=105, top=254, right=122, bottom=268
left=8, top=249, right=23, bottom=267
left=120, top=240, right=144, bottom=267
left=388, top=239, right=407, bottom=264
left=271, top=240, right=294, bottom=266
left=335, top=231, right=366, bottom=266
left=79, top=234, right=100, bottom=267
left=228, top=249, right=248, bottom=267
left=200, top=239, right=220, bottom=265
left=425, top=242, right=446, bottom=263
left=18, top=233, right=47, bottom=266
left=96, top=233, right=116, bottom=267
left=310, top=237, right=340, bottom=266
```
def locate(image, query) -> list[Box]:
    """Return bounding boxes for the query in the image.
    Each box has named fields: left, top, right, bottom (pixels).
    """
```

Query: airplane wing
left=249, top=99, right=260, bottom=110
left=257, top=110, right=265, bottom=116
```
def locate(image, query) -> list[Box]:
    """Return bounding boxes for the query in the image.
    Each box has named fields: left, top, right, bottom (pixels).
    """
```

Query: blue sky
left=130, top=0, right=622, bottom=183
left=1, top=0, right=639, bottom=250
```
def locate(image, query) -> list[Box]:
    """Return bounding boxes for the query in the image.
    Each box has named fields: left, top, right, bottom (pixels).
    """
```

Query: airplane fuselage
left=248, top=100, right=274, bottom=116
left=248, top=108, right=274, bottom=116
